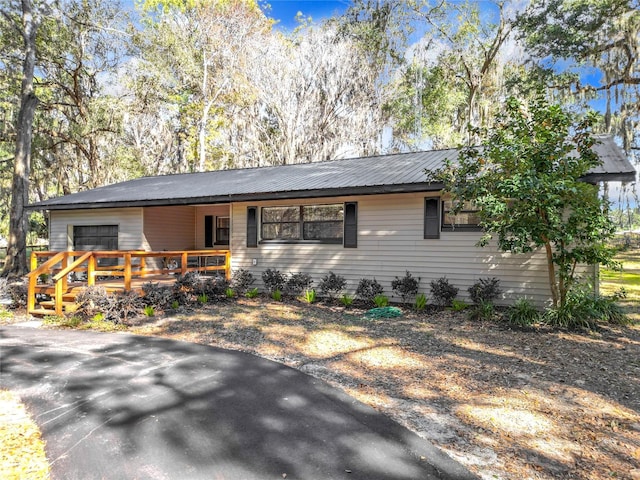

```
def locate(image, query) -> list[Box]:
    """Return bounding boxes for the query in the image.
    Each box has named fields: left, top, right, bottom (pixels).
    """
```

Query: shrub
left=391, top=271, right=421, bottom=303
left=225, top=287, right=235, bottom=298
left=468, top=277, right=502, bottom=304
left=170, top=300, right=180, bottom=310
left=414, top=293, right=428, bottom=312
left=245, top=288, right=259, bottom=299
left=319, top=272, right=347, bottom=299
left=262, top=269, right=287, bottom=294
left=374, top=294, right=389, bottom=307
left=75, top=286, right=117, bottom=320
left=175, top=272, right=201, bottom=292
left=143, top=305, right=155, bottom=317
left=271, top=289, right=282, bottom=301
left=356, top=278, right=384, bottom=303
left=115, top=291, right=144, bottom=324
left=303, top=289, right=317, bottom=304
left=467, top=301, right=495, bottom=321
left=6, top=280, right=28, bottom=309
left=285, top=272, right=313, bottom=296
left=201, top=276, right=230, bottom=298
left=231, top=268, right=255, bottom=294
left=430, top=277, right=459, bottom=307
left=141, top=282, right=174, bottom=309
left=197, top=293, right=209, bottom=304
left=506, top=298, right=540, bottom=327
left=340, top=294, right=354, bottom=307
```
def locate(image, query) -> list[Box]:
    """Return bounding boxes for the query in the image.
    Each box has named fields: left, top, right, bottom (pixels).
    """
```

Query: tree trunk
left=2, top=0, right=39, bottom=278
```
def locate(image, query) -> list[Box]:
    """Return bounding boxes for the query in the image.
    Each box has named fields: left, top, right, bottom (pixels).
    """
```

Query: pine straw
left=0, top=390, right=50, bottom=480
left=130, top=300, right=640, bottom=480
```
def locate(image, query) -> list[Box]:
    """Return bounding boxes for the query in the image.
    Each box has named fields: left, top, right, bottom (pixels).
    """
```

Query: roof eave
left=28, top=182, right=445, bottom=211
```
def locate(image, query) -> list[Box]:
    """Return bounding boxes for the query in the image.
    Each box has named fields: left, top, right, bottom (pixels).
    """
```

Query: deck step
left=29, top=308, right=57, bottom=317
left=38, top=300, right=77, bottom=310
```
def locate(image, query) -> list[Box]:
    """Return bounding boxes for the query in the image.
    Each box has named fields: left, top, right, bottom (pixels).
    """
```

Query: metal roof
left=31, top=137, right=636, bottom=210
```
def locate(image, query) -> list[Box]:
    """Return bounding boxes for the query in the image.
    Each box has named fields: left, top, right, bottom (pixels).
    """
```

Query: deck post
left=181, top=252, right=188, bottom=275
left=27, top=276, right=36, bottom=314
left=87, top=254, right=96, bottom=286
left=54, top=279, right=63, bottom=315
left=225, top=251, right=231, bottom=280
left=30, top=252, right=38, bottom=272
left=124, top=252, right=132, bottom=291
left=60, top=253, right=68, bottom=293
left=139, top=256, right=146, bottom=277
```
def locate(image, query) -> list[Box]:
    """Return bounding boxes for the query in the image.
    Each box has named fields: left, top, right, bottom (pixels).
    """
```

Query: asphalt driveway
left=0, top=326, right=477, bottom=480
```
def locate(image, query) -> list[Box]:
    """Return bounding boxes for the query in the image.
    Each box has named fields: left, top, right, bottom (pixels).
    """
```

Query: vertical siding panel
left=143, top=206, right=196, bottom=250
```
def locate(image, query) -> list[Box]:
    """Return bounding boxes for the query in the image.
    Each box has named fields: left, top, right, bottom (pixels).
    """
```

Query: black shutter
left=204, top=215, right=213, bottom=247
left=424, top=198, right=440, bottom=239
left=344, top=202, right=357, bottom=248
left=247, top=207, right=258, bottom=248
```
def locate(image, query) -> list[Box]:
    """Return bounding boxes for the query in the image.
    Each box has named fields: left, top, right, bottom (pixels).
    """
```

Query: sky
left=260, top=0, right=350, bottom=29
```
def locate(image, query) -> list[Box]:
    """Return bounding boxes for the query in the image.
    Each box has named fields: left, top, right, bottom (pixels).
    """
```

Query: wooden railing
left=27, top=249, right=231, bottom=315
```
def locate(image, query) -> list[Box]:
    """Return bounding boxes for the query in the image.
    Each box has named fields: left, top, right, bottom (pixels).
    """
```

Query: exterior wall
left=231, top=193, right=594, bottom=306
left=142, top=206, right=196, bottom=251
left=194, top=205, right=231, bottom=249
left=49, top=208, right=144, bottom=251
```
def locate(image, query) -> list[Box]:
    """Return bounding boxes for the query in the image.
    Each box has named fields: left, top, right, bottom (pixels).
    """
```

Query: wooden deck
left=27, top=250, right=231, bottom=316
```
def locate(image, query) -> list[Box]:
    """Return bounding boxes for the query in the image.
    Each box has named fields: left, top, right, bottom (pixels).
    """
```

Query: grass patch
left=0, top=390, right=50, bottom=480
left=600, top=247, right=640, bottom=321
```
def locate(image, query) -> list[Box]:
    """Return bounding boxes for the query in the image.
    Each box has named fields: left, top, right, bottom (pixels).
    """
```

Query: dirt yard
left=126, top=300, right=640, bottom=480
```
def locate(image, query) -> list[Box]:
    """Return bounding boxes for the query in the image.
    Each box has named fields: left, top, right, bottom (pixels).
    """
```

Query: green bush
left=318, top=272, right=347, bottom=299
left=225, top=287, right=236, bottom=298
left=430, top=277, right=459, bottom=307
left=506, top=298, right=540, bottom=327
left=143, top=305, right=155, bottom=317
left=340, top=294, right=354, bottom=307
left=303, top=289, right=317, bottom=304
left=414, top=293, right=428, bottom=312
left=373, top=294, right=389, bottom=307
left=467, top=301, right=495, bottom=321
left=245, top=288, right=259, bottom=299
left=542, top=286, right=628, bottom=330
left=449, top=299, right=468, bottom=311
left=391, top=271, right=421, bottom=303
left=271, top=289, right=283, bottom=301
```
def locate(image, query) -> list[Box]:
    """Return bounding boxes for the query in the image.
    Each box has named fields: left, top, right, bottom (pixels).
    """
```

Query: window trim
left=260, top=204, right=344, bottom=245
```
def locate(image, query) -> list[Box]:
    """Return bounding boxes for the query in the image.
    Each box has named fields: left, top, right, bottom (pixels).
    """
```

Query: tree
left=431, top=96, right=617, bottom=308
left=1, top=0, right=41, bottom=277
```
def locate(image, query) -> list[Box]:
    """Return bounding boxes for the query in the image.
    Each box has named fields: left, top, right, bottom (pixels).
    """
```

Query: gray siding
left=49, top=208, right=144, bottom=251
left=231, top=194, right=592, bottom=306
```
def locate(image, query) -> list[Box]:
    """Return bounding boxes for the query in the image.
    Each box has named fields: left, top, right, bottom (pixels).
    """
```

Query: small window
left=441, top=200, right=481, bottom=230
left=260, top=204, right=344, bottom=243
left=215, top=217, right=230, bottom=245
